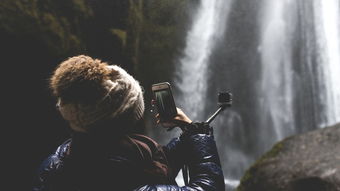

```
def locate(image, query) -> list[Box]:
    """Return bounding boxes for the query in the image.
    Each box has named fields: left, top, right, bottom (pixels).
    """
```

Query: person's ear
left=56, top=98, right=61, bottom=111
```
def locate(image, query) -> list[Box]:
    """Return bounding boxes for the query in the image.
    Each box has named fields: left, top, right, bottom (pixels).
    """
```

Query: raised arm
left=136, top=122, right=225, bottom=191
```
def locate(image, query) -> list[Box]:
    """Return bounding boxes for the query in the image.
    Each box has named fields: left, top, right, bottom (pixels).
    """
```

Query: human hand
left=155, top=107, right=192, bottom=129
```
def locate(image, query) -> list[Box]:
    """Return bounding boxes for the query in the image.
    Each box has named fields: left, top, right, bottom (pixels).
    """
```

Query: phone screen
left=154, top=88, right=177, bottom=120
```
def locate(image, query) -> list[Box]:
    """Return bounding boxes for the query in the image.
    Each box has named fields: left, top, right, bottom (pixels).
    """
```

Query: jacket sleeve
left=135, top=132, right=225, bottom=191
left=162, top=137, right=185, bottom=180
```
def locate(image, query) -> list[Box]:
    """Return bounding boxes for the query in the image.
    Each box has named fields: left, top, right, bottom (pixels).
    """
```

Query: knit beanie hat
left=50, top=55, right=144, bottom=132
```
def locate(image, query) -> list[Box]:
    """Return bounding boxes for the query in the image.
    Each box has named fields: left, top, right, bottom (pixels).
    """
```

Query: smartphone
left=151, top=82, right=178, bottom=122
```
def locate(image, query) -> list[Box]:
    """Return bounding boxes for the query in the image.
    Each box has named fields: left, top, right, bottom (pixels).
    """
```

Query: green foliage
left=0, top=0, right=191, bottom=73
left=0, top=0, right=39, bottom=34
left=71, top=0, right=89, bottom=14
left=144, top=0, right=188, bottom=26
left=0, top=0, right=94, bottom=57
left=136, top=0, right=191, bottom=86
left=0, top=0, right=193, bottom=101
left=111, top=29, right=127, bottom=47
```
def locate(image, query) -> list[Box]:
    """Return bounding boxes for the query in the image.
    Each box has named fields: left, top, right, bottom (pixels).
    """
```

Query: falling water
left=257, top=0, right=340, bottom=135
left=313, top=0, right=340, bottom=126
left=170, top=0, right=340, bottom=189
left=175, top=0, right=232, bottom=121
left=257, top=0, right=297, bottom=146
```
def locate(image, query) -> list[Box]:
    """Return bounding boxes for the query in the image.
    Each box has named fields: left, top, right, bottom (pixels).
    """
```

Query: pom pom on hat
left=50, top=55, right=144, bottom=132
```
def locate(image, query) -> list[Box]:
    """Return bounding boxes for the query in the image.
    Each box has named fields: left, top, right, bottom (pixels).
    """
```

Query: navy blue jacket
left=33, top=130, right=225, bottom=191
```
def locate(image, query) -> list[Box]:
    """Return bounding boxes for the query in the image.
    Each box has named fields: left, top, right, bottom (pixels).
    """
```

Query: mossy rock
left=237, top=123, right=340, bottom=191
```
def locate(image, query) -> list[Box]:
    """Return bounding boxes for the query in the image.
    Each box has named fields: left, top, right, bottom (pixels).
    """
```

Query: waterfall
left=313, top=0, right=340, bottom=126
left=257, top=0, right=297, bottom=146
left=170, top=0, right=340, bottom=189
left=175, top=0, right=232, bottom=121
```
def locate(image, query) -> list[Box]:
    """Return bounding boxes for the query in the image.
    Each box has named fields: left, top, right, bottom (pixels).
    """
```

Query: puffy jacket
left=137, top=134, right=225, bottom=191
left=33, top=125, right=225, bottom=191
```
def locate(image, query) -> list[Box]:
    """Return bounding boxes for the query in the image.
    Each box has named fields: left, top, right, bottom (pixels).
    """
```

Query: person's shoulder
left=54, top=139, right=72, bottom=159
left=33, top=139, right=73, bottom=190
left=40, top=139, right=72, bottom=171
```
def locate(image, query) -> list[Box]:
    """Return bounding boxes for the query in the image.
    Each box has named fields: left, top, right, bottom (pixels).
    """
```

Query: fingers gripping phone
left=151, top=82, right=178, bottom=122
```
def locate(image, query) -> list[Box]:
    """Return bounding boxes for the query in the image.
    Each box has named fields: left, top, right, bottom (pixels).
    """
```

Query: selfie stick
left=205, top=92, right=232, bottom=124
left=206, top=105, right=227, bottom=124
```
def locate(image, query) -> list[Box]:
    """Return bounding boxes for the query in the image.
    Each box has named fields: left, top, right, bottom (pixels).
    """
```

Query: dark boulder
left=237, top=123, right=340, bottom=191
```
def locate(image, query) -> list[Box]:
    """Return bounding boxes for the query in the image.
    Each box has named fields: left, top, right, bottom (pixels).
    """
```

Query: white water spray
left=258, top=0, right=296, bottom=141
left=175, top=0, right=232, bottom=120
left=257, top=0, right=340, bottom=155
left=314, top=0, right=340, bottom=127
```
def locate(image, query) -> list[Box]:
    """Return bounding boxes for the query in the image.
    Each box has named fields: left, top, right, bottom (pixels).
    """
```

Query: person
left=33, top=55, right=225, bottom=191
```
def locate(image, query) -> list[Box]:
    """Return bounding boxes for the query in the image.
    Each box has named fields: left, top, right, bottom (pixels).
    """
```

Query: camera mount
left=205, top=92, right=232, bottom=124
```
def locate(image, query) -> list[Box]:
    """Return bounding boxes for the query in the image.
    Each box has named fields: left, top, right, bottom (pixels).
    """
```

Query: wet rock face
left=237, top=123, right=340, bottom=191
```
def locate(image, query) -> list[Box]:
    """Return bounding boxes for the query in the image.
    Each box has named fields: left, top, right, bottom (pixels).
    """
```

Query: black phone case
left=152, top=82, right=177, bottom=121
